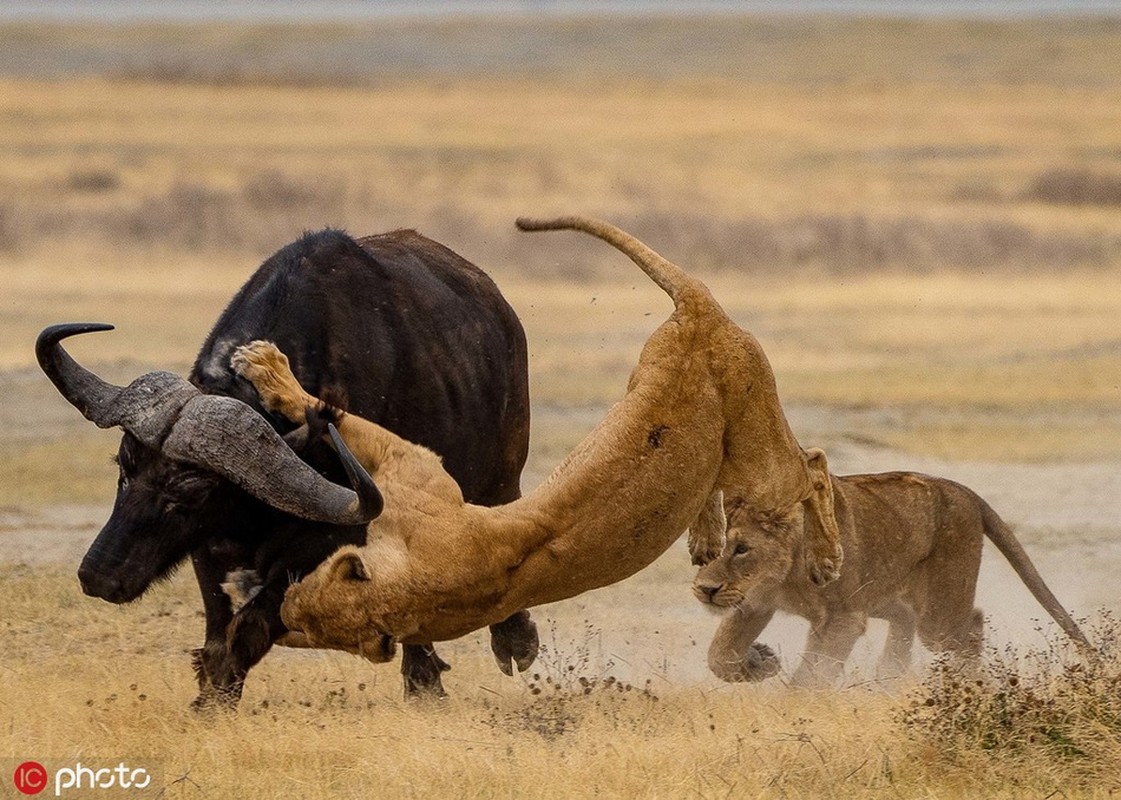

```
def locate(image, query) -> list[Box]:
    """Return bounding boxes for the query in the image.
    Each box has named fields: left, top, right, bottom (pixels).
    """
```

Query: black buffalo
left=37, top=228, right=537, bottom=706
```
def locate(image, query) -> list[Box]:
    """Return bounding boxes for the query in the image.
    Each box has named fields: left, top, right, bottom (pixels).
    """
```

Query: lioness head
left=280, top=543, right=416, bottom=663
left=694, top=448, right=835, bottom=609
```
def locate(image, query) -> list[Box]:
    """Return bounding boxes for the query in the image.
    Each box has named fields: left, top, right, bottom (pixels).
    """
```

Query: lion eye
left=733, top=542, right=751, bottom=556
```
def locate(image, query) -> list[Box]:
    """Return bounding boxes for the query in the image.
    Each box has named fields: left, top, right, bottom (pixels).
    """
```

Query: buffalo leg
left=189, top=545, right=240, bottom=709
left=204, top=563, right=301, bottom=706
left=401, top=644, right=451, bottom=698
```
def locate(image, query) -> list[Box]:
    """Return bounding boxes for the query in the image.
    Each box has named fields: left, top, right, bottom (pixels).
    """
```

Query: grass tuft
left=901, top=613, right=1121, bottom=786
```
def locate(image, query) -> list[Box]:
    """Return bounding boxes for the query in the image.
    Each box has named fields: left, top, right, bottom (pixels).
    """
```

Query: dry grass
left=2, top=70, right=1121, bottom=268
left=3, top=562, right=1119, bottom=798
left=4, top=261, right=1120, bottom=511
left=902, top=614, right=1121, bottom=784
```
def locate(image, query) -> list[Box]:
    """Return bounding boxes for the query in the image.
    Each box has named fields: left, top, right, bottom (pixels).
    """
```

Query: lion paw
left=231, top=340, right=308, bottom=421
left=709, top=641, right=781, bottom=683
left=745, top=642, right=781, bottom=680
left=807, top=546, right=843, bottom=587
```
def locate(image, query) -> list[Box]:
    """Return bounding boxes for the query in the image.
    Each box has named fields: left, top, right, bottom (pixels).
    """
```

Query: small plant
left=484, top=620, right=660, bottom=741
left=900, top=612, right=1121, bottom=783
left=66, top=168, right=121, bottom=194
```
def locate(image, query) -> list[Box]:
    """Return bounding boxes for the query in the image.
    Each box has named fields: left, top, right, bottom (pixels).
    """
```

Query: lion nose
left=695, top=583, right=721, bottom=603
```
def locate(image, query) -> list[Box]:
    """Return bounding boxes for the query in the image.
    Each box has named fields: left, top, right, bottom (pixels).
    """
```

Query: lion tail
left=979, top=499, right=1094, bottom=653
left=515, top=215, right=708, bottom=309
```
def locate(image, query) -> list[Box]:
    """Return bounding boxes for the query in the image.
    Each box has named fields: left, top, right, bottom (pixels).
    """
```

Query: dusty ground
left=4, top=397, right=1117, bottom=689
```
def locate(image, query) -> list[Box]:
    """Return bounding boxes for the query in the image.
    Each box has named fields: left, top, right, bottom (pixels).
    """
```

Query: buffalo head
left=36, top=323, right=382, bottom=603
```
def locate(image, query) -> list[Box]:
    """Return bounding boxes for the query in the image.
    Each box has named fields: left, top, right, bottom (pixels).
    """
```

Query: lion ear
left=332, top=552, right=371, bottom=582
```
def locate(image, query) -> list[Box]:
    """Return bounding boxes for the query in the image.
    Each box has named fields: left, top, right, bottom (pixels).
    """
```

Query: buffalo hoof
left=489, top=611, right=539, bottom=676
left=190, top=643, right=245, bottom=711
left=190, top=685, right=242, bottom=713
left=402, top=644, right=451, bottom=700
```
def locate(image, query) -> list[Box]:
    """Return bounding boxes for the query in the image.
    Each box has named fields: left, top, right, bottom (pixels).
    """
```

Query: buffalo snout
left=77, top=556, right=142, bottom=603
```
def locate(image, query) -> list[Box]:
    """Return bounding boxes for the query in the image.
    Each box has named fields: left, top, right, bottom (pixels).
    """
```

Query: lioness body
left=696, top=466, right=1090, bottom=686
left=233, top=216, right=843, bottom=659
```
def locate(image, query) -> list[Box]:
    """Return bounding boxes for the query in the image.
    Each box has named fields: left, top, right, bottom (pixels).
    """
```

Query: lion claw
left=745, top=642, right=781, bottom=681
left=808, top=550, right=843, bottom=587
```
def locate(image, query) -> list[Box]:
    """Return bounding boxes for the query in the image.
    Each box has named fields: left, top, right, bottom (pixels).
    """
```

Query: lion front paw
left=745, top=642, right=781, bottom=680
left=709, top=641, right=781, bottom=683
left=807, top=545, right=843, bottom=587
left=231, top=340, right=309, bottom=421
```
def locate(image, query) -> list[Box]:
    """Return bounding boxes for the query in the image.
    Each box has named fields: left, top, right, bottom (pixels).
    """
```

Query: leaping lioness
left=232, top=216, right=842, bottom=660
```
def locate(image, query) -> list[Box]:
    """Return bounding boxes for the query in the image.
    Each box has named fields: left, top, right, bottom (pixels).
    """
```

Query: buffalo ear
left=333, top=552, right=370, bottom=582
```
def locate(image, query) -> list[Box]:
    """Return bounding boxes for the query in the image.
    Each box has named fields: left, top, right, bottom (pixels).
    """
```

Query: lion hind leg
left=792, top=612, right=866, bottom=688
left=800, top=448, right=842, bottom=587
left=875, top=600, right=916, bottom=679
left=917, top=605, right=985, bottom=670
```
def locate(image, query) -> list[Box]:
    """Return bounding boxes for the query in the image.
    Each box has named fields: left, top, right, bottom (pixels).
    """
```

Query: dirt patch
left=5, top=403, right=1117, bottom=689
left=0, top=504, right=104, bottom=566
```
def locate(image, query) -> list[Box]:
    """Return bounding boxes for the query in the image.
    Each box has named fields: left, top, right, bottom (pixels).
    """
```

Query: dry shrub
left=14, top=166, right=1121, bottom=275
left=0, top=202, right=20, bottom=251
left=65, top=167, right=121, bottom=194
left=118, top=173, right=351, bottom=251
left=1025, top=168, right=1121, bottom=207
left=482, top=621, right=661, bottom=742
left=950, top=178, right=1007, bottom=204
left=622, top=211, right=1121, bottom=275
left=901, top=612, right=1121, bottom=787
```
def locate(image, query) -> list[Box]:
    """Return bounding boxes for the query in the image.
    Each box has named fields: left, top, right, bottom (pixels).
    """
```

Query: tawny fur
left=695, top=449, right=1092, bottom=687
left=231, top=215, right=843, bottom=661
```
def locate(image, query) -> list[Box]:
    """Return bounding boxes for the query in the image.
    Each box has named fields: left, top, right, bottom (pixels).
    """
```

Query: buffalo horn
left=36, top=322, right=199, bottom=446
left=37, top=323, right=381, bottom=526
left=161, top=393, right=381, bottom=526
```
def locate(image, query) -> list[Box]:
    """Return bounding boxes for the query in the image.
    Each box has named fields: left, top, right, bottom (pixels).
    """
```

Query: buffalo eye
left=166, top=472, right=219, bottom=510
left=733, top=542, right=751, bottom=556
